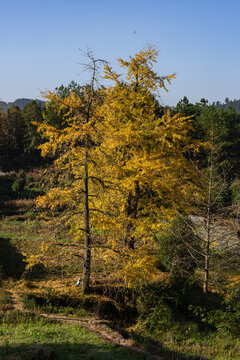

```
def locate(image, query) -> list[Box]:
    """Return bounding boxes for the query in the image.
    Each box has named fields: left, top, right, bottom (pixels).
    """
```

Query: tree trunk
left=82, top=150, right=91, bottom=293
left=124, top=180, right=140, bottom=249
left=203, top=144, right=213, bottom=296
left=203, top=212, right=211, bottom=294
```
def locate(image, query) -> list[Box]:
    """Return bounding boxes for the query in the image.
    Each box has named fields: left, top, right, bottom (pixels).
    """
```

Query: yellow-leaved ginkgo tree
left=32, top=46, right=202, bottom=290
left=94, top=46, right=202, bottom=286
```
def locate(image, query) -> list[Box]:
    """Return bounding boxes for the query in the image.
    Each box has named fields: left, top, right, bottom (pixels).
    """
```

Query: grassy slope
left=0, top=194, right=240, bottom=360
left=0, top=313, right=145, bottom=360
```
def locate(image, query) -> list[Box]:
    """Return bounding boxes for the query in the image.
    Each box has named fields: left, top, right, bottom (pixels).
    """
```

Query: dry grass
left=4, top=199, right=34, bottom=210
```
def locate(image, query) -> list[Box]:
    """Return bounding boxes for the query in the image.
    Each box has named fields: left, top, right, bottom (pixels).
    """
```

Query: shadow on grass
left=0, top=342, right=147, bottom=360
left=129, top=332, right=211, bottom=360
left=0, top=342, right=212, bottom=360
left=0, top=237, right=26, bottom=279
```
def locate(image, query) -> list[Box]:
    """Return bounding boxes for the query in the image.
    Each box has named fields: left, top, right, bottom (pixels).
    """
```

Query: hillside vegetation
left=0, top=47, right=240, bottom=360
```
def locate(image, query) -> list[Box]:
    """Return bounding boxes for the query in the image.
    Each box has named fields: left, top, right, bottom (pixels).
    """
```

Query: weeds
left=4, top=198, right=34, bottom=210
left=0, top=290, right=13, bottom=311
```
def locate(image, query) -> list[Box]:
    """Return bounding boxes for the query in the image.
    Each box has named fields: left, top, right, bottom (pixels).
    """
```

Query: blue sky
left=1, top=0, right=240, bottom=106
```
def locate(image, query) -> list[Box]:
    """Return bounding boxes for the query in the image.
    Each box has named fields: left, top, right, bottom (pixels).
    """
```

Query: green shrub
left=11, top=170, right=26, bottom=196
left=137, top=280, right=188, bottom=332
left=0, top=174, right=14, bottom=201
left=21, top=289, right=125, bottom=320
left=157, top=217, right=203, bottom=278
left=22, top=293, right=37, bottom=310
left=231, top=179, right=240, bottom=205
left=0, top=290, right=13, bottom=305
left=215, top=286, right=240, bottom=335
left=136, top=278, right=223, bottom=339
left=0, top=311, right=50, bottom=325
left=22, top=290, right=98, bottom=315
left=187, top=284, right=240, bottom=336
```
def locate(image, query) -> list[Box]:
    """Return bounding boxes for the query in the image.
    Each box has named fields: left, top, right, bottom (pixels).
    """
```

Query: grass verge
left=0, top=312, right=146, bottom=360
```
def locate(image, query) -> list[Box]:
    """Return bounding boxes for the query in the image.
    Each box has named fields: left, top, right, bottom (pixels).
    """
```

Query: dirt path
left=8, top=289, right=167, bottom=360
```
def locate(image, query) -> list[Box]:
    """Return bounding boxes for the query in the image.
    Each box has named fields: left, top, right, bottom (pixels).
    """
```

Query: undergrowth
left=0, top=180, right=239, bottom=360
left=0, top=290, right=13, bottom=311
left=132, top=279, right=240, bottom=360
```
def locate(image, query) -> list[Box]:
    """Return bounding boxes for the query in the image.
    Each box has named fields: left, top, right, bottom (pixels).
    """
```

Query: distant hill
left=0, top=98, right=45, bottom=112
left=2, top=96, right=240, bottom=114
left=213, top=98, right=240, bottom=113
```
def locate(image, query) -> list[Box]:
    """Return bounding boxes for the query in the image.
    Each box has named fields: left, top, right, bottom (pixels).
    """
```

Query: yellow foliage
left=226, top=274, right=240, bottom=288
left=32, top=46, right=204, bottom=288
left=22, top=252, right=41, bottom=270
left=117, top=246, right=158, bottom=287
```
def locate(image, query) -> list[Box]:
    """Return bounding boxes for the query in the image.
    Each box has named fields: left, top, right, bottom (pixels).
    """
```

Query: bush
left=0, top=311, right=50, bottom=325
left=217, top=285, right=240, bottom=335
left=137, top=280, right=193, bottom=332
left=157, top=217, right=203, bottom=278
left=230, top=180, right=240, bottom=210
left=0, top=174, right=14, bottom=201
left=96, top=299, right=119, bottom=320
left=11, top=170, right=26, bottom=196
left=0, top=290, right=13, bottom=311
left=136, top=278, right=224, bottom=340
left=22, top=290, right=99, bottom=315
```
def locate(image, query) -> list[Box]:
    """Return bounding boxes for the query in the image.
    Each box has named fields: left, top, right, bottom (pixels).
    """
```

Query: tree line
left=1, top=89, right=240, bottom=180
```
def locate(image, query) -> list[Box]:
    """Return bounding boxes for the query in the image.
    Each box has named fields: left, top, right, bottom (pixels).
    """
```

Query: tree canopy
left=30, top=47, right=205, bottom=289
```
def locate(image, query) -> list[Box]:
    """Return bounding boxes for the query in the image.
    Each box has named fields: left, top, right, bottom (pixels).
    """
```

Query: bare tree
left=190, top=127, right=239, bottom=295
left=80, top=49, right=107, bottom=293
